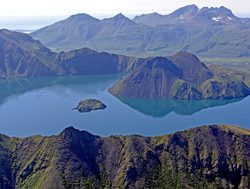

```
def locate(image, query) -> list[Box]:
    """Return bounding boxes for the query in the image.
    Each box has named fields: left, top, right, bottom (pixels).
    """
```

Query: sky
left=1, top=0, right=250, bottom=30
left=1, top=0, right=250, bottom=16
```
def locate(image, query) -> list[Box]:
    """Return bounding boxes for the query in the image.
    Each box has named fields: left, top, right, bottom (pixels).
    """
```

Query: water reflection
left=116, top=97, right=244, bottom=117
left=0, top=74, right=121, bottom=105
left=0, top=75, right=249, bottom=137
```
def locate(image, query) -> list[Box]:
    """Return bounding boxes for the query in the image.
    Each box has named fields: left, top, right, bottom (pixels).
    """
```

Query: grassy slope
left=1, top=125, right=250, bottom=188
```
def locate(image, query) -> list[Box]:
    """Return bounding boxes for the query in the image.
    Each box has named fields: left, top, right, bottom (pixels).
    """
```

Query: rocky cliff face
left=109, top=51, right=250, bottom=99
left=1, top=125, right=250, bottom=188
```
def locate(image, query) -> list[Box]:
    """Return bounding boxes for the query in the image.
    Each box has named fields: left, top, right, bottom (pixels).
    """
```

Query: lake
left=1, top=74, right=249, bottom=137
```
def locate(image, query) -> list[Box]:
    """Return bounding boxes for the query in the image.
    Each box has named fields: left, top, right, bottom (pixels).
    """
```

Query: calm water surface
left=0, top=74, right=249, bottom=137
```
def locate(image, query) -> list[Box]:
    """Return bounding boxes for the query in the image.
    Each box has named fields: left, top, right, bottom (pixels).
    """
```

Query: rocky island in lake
left=73, top=99, right=107, bottom=113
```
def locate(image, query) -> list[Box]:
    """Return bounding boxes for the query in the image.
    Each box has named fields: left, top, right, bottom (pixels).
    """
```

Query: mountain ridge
left=1, top=124, right=250, bottom=188
left=134, top=5, right=239, bottom=26
left=0, top=29, right=143, bottom=79
left=30, top=5, right=250, bottom=58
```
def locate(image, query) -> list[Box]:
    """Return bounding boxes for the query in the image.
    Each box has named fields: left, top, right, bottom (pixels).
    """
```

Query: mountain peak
left=0, top=29, right=22, bottom=38
left=219, top=6, right=233, bottom=12
left=171, top=51, right=208, bottom=69
left=171, top=4, right=199, bottom=16
left=0, top=29, right=45, bottom=48
left=197, top=6, right=237, bottom=22
left=201, top=6, right=234, bottom=15
left=172, top=51, right=199, bottom=60
left=136, top=12, right=162, bottom=17
left=218, top=6, right=236, bottom=17
left=133, top=12, right=164, bottom=26
left=68, top=13, right=100, bottom=23
left=164, top=4, right=199, bottom=23
left=61, top=126, right=79, bottom=133
left=112, top=13, right=131, bottom=21
left=103, top=13, right=134, bottom=25
left=170, top=51, right=213, bottom=84
left=179, top=4, right=199, bottom=12
left=114, top=13, right=125, bottom=17
left=144, top=57, right=182, bottom=75
left=60, top=126, right=96, bottom=140
left=0, top=29, right=11, bottom=34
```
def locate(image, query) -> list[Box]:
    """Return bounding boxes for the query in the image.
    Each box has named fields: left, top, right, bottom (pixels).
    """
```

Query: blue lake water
left=0, top=74, right=250, bottom=137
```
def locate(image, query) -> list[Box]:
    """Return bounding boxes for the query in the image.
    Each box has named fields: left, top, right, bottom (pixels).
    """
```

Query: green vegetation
left=0, top=125, right=250, bottom=188
left=73, top=99, right=107, bottom=113
left=203, top=57, right=250, bottom=73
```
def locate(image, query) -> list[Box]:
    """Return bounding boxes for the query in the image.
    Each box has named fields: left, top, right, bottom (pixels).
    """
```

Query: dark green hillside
left=1, top=125, right=250, bottom=188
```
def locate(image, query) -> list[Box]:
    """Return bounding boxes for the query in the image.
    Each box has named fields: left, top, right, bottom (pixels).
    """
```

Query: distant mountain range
left=133, top=5, right=242, bottom=26
left=31, top=5, right=250, bottom=58
left=1, top=125, right=250, bottom=188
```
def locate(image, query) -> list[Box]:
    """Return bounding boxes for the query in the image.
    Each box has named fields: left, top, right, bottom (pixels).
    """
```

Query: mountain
left=133, top=5, right=239, bottom=26
left=1, top=125, right=250, bottom=188
left=52, top=47, right=140, bottom=75
left=30, top=13, right=100, bottom=51
left=0, top=29, right=141, bottom=79
left=194, top=6, right=239, bottom=23
left=31, top=13, right=152, bottom=54
left=109, top=51, right=250, bottom=99
left=133, top=12, right=166, bottom=27
left=0, top=29, right=59, bottom=78
left=133, top=5, right=199, bottom=26
left=31, top=5, right=250, bottom=58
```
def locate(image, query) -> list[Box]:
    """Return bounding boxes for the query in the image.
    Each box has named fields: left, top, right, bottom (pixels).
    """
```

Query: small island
left=73, top=99, right=107, bottom=113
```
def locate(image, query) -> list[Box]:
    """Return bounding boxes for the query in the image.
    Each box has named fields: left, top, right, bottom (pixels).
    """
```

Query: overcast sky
left=1, top=0, right=250, bottom=17
left=1, top=0, right=250, bottom=30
